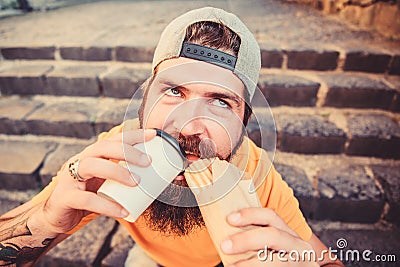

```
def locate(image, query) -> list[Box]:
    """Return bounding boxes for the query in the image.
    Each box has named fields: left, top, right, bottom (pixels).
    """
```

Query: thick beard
left=142, top=179, right=205, bottom=237
left=139, top=117, right=245, bottom=237
left=142, top=134, right=207, bottom=237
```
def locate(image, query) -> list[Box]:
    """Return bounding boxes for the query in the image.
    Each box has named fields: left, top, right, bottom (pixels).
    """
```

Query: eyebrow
left=158, top=79, right=181, bottom=90
left=204, top=92, right=242, bottom=108
left=157, top=79, right=243, bottom=108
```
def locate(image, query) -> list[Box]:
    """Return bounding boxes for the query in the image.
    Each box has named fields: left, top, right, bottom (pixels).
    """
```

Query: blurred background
left=0, top=0, right=399, bottom=266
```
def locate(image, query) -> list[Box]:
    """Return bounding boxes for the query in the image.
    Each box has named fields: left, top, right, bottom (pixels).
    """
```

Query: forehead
left=152, top=57, right=245, bottom=98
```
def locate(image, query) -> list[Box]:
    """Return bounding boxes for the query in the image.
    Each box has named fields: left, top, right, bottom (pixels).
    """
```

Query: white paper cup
left=97, top=130, right=187, bottom=222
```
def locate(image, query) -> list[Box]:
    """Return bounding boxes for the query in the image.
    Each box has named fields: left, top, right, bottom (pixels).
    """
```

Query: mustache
left=178, top=133, right=201, bottom=157
left=177, top=134, right=216, bottom=159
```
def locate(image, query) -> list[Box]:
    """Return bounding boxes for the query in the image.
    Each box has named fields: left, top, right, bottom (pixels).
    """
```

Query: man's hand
left=40, top=129, right=156, bottom=234
left=0, top=129, right=156, bottom=266
left=220, top=207, right=341, bottom=266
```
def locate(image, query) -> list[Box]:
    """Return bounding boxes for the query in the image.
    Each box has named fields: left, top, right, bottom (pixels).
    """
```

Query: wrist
left=28, top=205, right=62, bottom=237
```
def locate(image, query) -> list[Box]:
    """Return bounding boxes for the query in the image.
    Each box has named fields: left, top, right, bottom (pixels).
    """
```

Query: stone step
left=2, top=185, right=399, bottom=266
left=0, top=1, right=398, bottom=265
left=1, top=95, right=399, bottom=158
left=37, top=216, right=118, bottom=267
left=273, top=151, right=400, bottom=226
left=0, top=61, right=151, bottom=99
left=0, top=134, right=93, bottom=190
left=102, top=221, right=400, bottom=267
left=0, top=95, right=133, bottom=139
left=40, top=220, right=400, bottom=267
left=1, top=137, right=398, bottom=266
left=0, top=42, right=399, bottom=76
left=0, top=189, right=37, bottom=215
left=0, top=134, right=399, bottom=226
left=270, top=107, right=400, bottom=159
left=0, top=0, right=398, bottom=76
left=4, top=190, right=397, bottom=267
left=102, top=224, right=135, bottom=267
left=0, top=61, right=399, bottom=111
left=309, top=220, right=400, bottom=267
left=0, top=189, right=122, bottom=266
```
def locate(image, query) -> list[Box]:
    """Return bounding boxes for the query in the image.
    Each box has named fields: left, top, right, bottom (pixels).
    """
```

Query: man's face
left=142, top=57, right=246, bottom=160
left=139, top=57, right=246, bottom=236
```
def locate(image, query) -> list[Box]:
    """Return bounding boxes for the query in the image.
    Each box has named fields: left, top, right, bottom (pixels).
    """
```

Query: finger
left=221, top=226, right=305, bottom=255
left=227, top=207, right=298, bottom=237
left=82, top=140, right=151, bottom=167
left=79, top=157, right=140, bottom=186
left=123, top=143, right=152, bottom=167
left=67, top=190, right=129, bottom=218
left=108, top=129, right=156, bottom=145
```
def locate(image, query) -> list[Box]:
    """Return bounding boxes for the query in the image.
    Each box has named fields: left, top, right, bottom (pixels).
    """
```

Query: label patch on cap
left=180, top=42, right=237, bottom=71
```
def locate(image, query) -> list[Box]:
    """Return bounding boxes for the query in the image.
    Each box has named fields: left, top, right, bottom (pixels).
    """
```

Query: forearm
left=0, top=204, right=60, bottom=266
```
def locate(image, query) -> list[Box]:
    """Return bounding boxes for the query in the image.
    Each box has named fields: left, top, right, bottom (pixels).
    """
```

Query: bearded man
left=0, top=7, right=343, bottom=267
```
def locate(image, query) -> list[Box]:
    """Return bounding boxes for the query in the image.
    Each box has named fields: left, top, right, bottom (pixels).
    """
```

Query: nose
left=172, top=99, right=206, bottom=137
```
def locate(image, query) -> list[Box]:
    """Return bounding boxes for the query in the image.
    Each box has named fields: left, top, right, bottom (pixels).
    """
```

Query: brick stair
left=1, top=94, right=399, bottom=157
left=1, top=0, right=399, bottom=266
left=1, top=58, right=400, bottom=266
left=1, top=59, right=399, bottom=266
left=1, top=61, right=399, bottom=158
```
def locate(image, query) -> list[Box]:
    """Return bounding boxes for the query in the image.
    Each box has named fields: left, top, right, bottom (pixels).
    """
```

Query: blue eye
left=165, top=88, right=181, bottom=97
left=212, top=99, right=230, bottom=108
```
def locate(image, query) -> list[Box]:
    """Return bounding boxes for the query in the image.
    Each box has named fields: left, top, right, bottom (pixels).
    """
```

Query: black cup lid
left=155, top=129, right=187, bottom=163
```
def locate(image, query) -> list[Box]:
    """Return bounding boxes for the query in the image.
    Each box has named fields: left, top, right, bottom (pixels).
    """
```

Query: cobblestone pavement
left=0, top=0, right=399, bottom=266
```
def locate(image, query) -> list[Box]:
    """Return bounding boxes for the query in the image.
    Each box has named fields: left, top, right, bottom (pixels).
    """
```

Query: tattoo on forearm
left=0, top=238, right=55, bottom=266
left=0, top=218, right=31, bottom=242
left=0, top=210, right=55, bottom=266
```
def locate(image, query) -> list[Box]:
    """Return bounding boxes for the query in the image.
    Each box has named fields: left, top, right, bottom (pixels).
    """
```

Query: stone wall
left=285, top=0, right=400, bottom=39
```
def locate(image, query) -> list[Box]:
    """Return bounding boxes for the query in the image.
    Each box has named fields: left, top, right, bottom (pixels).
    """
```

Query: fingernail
left=121, top=208, right=129, bottom=217
left=221, top=239, right=233, bottom=253
left=131, top=175, right=141, bottom=185
left=140, top=154, right=151, bottom=165
left=228, top=212, right=241, bottom=224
